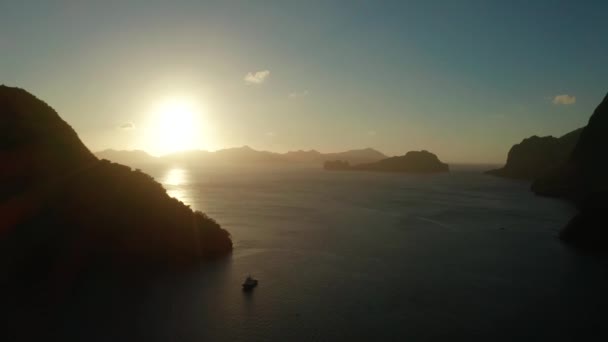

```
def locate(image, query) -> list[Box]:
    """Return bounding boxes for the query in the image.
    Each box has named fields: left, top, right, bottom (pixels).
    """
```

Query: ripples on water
left=66, top=165, right=608, bottom=341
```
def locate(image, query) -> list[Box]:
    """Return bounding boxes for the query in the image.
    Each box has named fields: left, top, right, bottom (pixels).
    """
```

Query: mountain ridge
left=0, top=85, right=232, bottom=280
left=485, top=128, right=583, bottom=180
left=94, top=146, right=389, bottom=166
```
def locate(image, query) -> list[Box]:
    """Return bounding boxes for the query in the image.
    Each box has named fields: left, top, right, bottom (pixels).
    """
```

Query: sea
left=62, top=164, right=608, bottom=341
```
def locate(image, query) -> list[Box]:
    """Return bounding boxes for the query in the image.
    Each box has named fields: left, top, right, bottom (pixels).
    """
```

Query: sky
left=1, top=0, right=607, bottom=163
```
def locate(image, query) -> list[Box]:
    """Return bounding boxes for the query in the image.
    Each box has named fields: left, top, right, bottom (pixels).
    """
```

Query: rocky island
left=324, top=150, right=449, bottom=173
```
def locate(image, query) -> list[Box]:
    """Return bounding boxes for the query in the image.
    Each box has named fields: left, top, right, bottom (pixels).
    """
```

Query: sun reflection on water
left=162, top=168, right=191, bottom=205
left=164, top=168, right=187, bottom=186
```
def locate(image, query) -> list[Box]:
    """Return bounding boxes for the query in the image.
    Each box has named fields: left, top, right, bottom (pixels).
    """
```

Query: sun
left=145, top=96, right=205, bottom=155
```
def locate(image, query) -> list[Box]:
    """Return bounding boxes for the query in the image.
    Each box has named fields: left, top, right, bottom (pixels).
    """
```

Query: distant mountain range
left=95, top=149, right=155, bottom=165
left=95, top=146, right=388, bottom=166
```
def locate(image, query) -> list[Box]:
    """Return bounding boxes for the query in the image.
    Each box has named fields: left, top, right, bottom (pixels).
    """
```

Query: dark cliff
left=532, top=92, right=608, bottom=249
left=0, top=86, right=232, bottom=282
left=485, top=128, right=582, bottom=180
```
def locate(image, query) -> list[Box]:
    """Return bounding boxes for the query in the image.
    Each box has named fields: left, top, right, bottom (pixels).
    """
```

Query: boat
left=242, top=275, right=258, bottom=291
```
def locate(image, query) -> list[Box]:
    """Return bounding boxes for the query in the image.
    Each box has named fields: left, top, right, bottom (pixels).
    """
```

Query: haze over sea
left=63, top=164, right=607, bottom=341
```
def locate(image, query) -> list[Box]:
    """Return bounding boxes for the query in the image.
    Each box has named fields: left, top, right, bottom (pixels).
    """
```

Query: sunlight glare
left=163, top=168, right=188, bottom=186
left=146, top=96, right=206, bottom=155
left=162, top=168, right=191, bottom=205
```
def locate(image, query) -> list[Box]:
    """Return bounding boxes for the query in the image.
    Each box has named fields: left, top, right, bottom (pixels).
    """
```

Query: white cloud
left=288, top=90, right=309, bottom=99
left=244, top=70, right=270, bottom=85
left=119, top=122, right=135, bottom=129
left=552, top=94, right=576, bottom=105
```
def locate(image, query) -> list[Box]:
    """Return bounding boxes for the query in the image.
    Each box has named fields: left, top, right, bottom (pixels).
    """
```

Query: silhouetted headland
left=530, top=92, right=608, bottom=249
left=0, top=86, right=232, bottom=284
left=324, top=150, right=449, bottom=173
left=488, top=91, right=608, bottom=250
left=485, top=128, right=582, bottom=180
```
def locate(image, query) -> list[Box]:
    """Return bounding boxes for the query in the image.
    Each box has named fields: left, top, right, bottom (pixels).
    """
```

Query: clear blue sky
left=1, top=0, right=607, bottom=162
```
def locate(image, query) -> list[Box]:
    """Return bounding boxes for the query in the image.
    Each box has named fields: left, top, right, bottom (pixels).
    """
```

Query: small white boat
left=242, top=275, right=258, bottom=291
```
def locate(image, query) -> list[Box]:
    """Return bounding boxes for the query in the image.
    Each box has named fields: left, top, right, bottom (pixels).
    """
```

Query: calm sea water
left=64, top=164, right=608, bottom=341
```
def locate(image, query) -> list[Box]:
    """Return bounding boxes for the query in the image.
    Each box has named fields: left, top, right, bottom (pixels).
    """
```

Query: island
left=324, top=150, right=449, bottom=173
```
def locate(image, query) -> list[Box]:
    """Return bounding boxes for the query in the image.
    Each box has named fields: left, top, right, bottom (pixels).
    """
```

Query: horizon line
left=93, top=146, right=504, bottom=165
